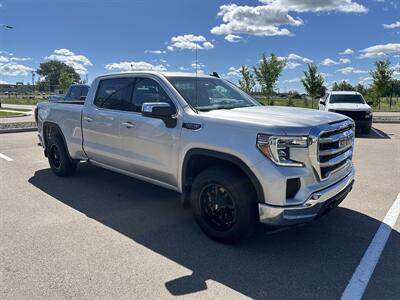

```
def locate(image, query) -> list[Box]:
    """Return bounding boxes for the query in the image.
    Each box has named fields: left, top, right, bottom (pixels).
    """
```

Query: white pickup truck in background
left=36, top=71, right=356, bottom=243
left=319, top=91, right=373, bottom=134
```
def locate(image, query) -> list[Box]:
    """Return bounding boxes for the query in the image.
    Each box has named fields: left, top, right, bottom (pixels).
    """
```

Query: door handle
left=84, top=116, right=93, bottom=122
left=122, top=121, right=135, bottom=128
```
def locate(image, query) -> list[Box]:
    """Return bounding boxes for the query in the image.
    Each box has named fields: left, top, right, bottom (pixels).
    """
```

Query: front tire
left=190, top=166, right=258, bottom=243
left=47, top=136, right=77, bottom=176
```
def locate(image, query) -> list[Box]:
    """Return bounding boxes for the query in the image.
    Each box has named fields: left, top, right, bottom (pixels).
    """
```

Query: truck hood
left=328, top=103, right=371, bottom=111
left=203, top=106, right=348, bottom=135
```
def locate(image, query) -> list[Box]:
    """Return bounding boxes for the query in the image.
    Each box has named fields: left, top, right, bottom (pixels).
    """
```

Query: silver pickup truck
left=37, top=71, right=355, bottom=243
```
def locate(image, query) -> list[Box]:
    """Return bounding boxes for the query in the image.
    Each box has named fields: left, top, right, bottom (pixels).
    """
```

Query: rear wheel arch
left=181, top=148, right=264, bottom=205
left=43, top=122, right=72, bottom=159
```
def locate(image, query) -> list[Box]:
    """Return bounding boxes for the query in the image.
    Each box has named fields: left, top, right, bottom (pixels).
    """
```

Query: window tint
left=329, top=94, right=365, bottom=104
left=94, top=78, right=134, bottom=111
left=167, top=77, right=256, bottom=111
left=81, top=86, right=89, bottom=96
left=131, top=77, right=173, bottom=112
left=70, top=86, right=82, bottom=99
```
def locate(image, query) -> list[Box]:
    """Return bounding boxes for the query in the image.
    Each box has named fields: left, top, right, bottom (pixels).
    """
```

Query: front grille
left=334, top=110, right=366, bottom=121
left=317, top=122, right=354, bottom=180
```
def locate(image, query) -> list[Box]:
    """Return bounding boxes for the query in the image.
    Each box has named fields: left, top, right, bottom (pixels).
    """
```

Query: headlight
left=365, top=111, right=373, bottom=118
left=257, top=134, right=308, bottom=167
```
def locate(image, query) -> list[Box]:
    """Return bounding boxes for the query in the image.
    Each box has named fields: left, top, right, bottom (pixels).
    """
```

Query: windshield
left=167, top=76, right=258, bottom=111
left=330, top=94, right=365, bottom=104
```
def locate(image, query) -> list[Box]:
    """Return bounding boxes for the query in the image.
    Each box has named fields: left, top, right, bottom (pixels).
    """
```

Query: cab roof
left=329, top=91, right=361, bottom=95
left=96, top=71, right=216, bottom=80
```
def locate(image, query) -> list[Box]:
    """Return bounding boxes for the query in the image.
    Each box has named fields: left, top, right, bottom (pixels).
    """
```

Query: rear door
left=82, top=77, right=135, bottom=169
left=118, top=76, right=182, bottom=187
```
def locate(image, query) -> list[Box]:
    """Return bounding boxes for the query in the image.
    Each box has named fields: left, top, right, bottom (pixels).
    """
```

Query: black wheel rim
left=199, top=183, right=237, bottom=231
left=50, top=145, right=61, bottom=169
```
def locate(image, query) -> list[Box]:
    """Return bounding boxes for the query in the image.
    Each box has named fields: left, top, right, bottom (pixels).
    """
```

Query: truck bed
left=37, top=101, right=86, bottom=159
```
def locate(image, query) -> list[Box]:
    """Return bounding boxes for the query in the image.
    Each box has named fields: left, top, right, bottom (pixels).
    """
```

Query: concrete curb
left=0, top=127, right=37, bottom=134
left=373, top=117, right=400, bottom=124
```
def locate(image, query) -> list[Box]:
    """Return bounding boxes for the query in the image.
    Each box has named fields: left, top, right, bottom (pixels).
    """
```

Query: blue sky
left=0, top=0, right=399, bottom=92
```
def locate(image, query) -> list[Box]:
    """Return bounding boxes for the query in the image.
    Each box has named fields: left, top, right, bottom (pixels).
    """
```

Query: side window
left=81, top=86, right=89, bottom=97
left=94, top=78, right=134, bottom=111
left=131, top=77, right=173, bottom=112
left=70, top=86, right=82, bottom=100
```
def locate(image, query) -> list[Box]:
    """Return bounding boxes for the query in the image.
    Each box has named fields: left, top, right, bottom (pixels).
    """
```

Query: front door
left=118, top=76, right=182, bottom=187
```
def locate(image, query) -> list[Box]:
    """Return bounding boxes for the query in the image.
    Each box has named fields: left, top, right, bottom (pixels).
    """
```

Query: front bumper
left=258, top=168, right=355, bottom=226
left=355, top=118, right=372, bottom=130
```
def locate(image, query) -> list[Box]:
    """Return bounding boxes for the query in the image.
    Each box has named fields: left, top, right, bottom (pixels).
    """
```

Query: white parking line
left=0, top=153, right=13, bottom=161
left=341, top=193, right=400, bottom=300
left=372, top=128, right=385, bottom=138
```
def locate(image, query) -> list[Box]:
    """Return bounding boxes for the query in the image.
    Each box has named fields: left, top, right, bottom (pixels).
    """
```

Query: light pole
left=31, top=71, right=35, bottom=95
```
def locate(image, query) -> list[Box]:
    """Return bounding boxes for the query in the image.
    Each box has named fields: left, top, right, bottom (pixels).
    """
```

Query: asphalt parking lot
left=1, top=124, right=399, bottom=299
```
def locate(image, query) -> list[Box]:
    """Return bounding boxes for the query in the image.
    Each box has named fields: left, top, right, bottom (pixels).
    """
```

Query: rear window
left=94, top=78, right=134, bottom=111
left=329, top=94, right=365, bottom=104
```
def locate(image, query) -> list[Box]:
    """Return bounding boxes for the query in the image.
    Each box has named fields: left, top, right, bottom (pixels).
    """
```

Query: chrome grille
left=318, top=121, right=354, bottom=180
left=309, top=119, right=354, bottom=181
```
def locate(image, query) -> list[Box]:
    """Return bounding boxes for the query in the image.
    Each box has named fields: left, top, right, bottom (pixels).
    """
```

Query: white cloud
left=226, top=66, right=241, bottom=77
left=0, top=80, right=10, bottom=84
left=225, top=34, right=243, bottom=43
left=0, top=55, right=9, bottom=63
left=337, top=67, right=368, bottom=75
left=167, top=34, right=214, bottom=51
left=45, top=48, right=92, bottom=75
left=211, top=4, right=302, bottom=37
left=211, top=1, right=366, bottom=39
left=145, top=50, right=167, bottom=54
left=339, top=48, right=355, bottom=55
left=105, top=61, right=167, bottom=72
left=382, top=21, right=400, bottom=29
left=260, top=0, right=368, bottom=13
left=359, top=43, right=400, bottom=58
left=320, top=57, right=351, bottom=66
left=0, top=62, right=33, bottom=76
left=54, top=48, right=74, bottom=56
left=285, top=61, right=302, bottom=69
left=287, top=53, right=313, bottom=63
left=284, top=77, right=301, bottom=83
left=10, top=57, right=31, bottom=61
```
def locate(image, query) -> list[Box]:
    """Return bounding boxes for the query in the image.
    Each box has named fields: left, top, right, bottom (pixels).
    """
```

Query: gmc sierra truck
left=36, top=71, right=355, bottom=243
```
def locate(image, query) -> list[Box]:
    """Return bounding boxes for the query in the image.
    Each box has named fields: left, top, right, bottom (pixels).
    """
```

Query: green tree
left=370, top=60, right=394, bottom=109
left=238, top=65, right=255, bottom=94
left=354, top=83, right=366, bottom=95
left=332, top=82, right=340, bottom=91
left=332, top=81, right=354, bottom=91
left=36, top=60, right=80, bottom=92
left=301, top=63, right=325, bottom=109
left=365, top=86, right=380, bottom=107
left=59, top=70, right=74, bottom=92
left=253, top=53, right=287, bottom=105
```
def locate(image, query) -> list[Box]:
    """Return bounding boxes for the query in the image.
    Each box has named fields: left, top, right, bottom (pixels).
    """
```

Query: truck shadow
left=355, top=127, right=390, bottom=139
left=28, top=164, right=399, bottom=299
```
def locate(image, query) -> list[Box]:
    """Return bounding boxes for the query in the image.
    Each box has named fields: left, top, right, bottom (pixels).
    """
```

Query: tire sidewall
left=190, top=168, right=257, bottom=243
left=47, top=137, right=76, bottom=176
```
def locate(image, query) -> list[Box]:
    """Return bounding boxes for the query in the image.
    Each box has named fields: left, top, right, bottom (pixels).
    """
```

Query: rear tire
left=47, top=136, right=77, bottom=176
left=190, top=166, right=258, bottom=243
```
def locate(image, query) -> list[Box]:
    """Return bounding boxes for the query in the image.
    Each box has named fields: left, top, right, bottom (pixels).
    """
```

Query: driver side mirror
left=319, top=99, right=326, bottom=105
left=141, top=102, right=177, bottom=128
left=367, top=100, right=373, bottom=106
